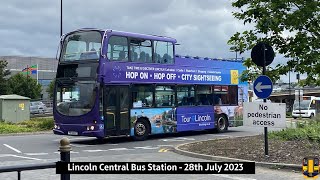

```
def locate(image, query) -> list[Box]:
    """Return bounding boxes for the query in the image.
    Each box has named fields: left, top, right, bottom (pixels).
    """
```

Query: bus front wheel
left=133, top=119, right=150, bottom=141
left=216, top=114, right=228, bottom=133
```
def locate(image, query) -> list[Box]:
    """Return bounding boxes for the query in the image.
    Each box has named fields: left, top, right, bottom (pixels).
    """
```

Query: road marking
left=54, top=151, right=79, bottom=154
left=53, top=137, right=96, bottom=141
left=157, top=145, right=175, bottom=147
left=212, top=174, right=256, bottom=180
left=158, top=148, right=170, bottom=152
left=161, top=137, right=195, bottom=142
left=108, top=148, right=131, bottom=151
left=24, top=153, right=49, bottom=156
left=10, top=155, right=42, bottom=161
left=134, top=146, right=159, bottom=150
left=83, top=150, right=108, bottom=152
left=3, top=144, right=22, bottom=153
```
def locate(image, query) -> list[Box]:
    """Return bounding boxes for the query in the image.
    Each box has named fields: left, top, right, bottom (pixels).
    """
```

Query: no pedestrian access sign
left=243, top=102, right=286, bottom=128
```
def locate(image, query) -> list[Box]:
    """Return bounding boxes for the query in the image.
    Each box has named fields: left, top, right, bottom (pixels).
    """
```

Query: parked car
left=30, top=101, right=47, bottom=114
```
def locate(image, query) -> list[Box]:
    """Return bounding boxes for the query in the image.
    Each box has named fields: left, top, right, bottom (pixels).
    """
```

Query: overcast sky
left=0, top=0, right=297, bottom=82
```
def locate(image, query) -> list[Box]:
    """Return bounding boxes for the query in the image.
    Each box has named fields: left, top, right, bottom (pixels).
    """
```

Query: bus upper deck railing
left=175, top=54, right=245, bottom=62
left=0, top=137, right=71, bottom=180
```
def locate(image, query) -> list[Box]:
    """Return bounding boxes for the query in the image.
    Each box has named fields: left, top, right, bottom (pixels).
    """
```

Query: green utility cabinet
left=0, top=94, right=30, bottom=123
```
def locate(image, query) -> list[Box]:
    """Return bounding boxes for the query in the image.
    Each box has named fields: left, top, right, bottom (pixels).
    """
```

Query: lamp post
left=60, top=0, right=63, bottom=37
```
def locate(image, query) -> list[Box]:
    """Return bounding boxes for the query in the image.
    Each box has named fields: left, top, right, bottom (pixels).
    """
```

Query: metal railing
left=0, top=137, right=71, bottom=180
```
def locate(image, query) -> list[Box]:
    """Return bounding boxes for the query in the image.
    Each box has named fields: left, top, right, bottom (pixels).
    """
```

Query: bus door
left=104, top=86, right=130, bottom=136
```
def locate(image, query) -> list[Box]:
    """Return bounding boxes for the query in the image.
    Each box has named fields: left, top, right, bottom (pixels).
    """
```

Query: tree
left=46, top=79, right=55, bottom=99
left=228, top=0, right=320, bottom=85
left=0, top=60, right=11, bottom=95
left=8, top=73, right=42, bottom=99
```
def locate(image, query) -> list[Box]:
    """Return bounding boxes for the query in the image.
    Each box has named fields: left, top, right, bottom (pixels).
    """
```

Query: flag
left=30, top=65, right=37, bottom=74
left=21, top=65, right=37, bottom=74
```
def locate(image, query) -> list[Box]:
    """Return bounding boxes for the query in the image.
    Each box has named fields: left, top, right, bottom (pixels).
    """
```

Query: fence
left=0, top=137, right=71, bottom=180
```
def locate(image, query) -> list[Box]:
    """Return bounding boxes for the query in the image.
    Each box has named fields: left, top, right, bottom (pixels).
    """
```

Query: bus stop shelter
left=0, top=94, right=30, bottom=123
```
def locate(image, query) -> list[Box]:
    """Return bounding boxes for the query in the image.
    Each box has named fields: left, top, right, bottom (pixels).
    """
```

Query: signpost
left=243, top=102, right=286, bottom=128
left=251, top=42, right=275, bottom=157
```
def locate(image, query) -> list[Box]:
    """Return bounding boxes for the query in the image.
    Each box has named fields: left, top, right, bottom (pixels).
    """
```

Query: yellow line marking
left=158, top=148, right=170, bottom=152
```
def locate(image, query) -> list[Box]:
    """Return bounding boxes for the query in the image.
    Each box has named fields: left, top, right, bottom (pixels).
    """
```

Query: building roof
left=0, top=94, right=30, bottom=100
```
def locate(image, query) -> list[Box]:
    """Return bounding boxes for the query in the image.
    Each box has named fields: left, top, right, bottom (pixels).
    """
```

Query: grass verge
left=269, top=118, right=320, bottom=144
left=0, top=117, right=54, bottom=134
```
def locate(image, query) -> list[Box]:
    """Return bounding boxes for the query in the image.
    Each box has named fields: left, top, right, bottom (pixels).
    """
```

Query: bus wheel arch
left=216, top=113, right=228, bottom=133
left=133, top=117, right=151, bottom=141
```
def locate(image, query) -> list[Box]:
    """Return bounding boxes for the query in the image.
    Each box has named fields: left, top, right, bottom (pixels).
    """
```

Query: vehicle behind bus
left=292, top=96, right=320, bottom=119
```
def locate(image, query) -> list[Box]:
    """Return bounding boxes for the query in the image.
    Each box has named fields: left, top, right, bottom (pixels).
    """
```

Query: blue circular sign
left=253, top=75, right=273, bottom=99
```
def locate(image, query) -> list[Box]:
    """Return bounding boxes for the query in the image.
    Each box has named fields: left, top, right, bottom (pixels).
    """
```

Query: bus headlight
left=87, top=125, right=95, bottom=131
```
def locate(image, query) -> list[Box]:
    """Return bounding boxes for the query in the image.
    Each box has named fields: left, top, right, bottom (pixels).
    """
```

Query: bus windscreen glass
left=56, top=80, right=96, bottom=116
left=61, top=31, right=101, bottom=61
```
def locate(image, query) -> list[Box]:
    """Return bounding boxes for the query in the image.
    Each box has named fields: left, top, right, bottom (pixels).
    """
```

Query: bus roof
left=64, top=28, right=177, bottom=43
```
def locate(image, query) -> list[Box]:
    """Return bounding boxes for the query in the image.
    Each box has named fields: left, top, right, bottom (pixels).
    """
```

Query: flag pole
left=27, top=65, right=29, bottom=78
left=36, top=64, right=39, bottom=85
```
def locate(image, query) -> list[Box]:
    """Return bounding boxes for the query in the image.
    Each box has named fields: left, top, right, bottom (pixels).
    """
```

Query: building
left=0, top=56, right=58, bottom=100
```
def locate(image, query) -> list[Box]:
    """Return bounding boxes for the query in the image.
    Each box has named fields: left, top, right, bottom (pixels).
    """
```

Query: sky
left=0, top=0, right=297, bottom=82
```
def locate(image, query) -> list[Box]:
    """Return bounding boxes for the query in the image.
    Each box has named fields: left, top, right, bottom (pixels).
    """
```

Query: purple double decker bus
left=53, top=28, right=248, bottom=140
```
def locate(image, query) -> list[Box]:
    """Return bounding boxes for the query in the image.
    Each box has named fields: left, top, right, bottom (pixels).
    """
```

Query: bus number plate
left=68, top=131, right=78, bottom=135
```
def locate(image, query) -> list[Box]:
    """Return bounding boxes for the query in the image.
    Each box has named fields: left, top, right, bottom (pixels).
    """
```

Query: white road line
left=157, top=145, right=175, bottom=147
left=0, top=154, right=14, bottom=157
left=10, top=155, right=42, bottom=161
left=83, top=150, right=108, bottom=152
left=108, top=148, right=131, bottom=151
left=134, top=146, right=159, bottom=150
left=54, top=151, right=79, bottom=154
left=24, top=153, right=49, bottom=156
left=53, top=137, right=96, bottom=141
left=212, top=174, right=256, bottom=180
left=3, top=144, right=22, bottom=153
left=161, top=137, right=195, bottom=142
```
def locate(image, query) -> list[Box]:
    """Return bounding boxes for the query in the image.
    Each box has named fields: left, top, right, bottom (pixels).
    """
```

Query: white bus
left=292, top=96, right=320, bottom=119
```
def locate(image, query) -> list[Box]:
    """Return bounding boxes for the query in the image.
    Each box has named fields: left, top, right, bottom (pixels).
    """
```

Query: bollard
left=59, top=137, right=71, bottom=180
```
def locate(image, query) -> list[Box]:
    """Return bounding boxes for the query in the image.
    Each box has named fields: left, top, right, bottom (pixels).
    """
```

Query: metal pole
left=289, top=69, right=291, bottom=111
left=298, top=75, right=301, bottom=119
left=262, top=43, right=268, bottom=156
left=60, top=0, right=63, bottom=37
left=18, top=171, right=21, bottom=180
left=59, top=137, right=71, bottom=180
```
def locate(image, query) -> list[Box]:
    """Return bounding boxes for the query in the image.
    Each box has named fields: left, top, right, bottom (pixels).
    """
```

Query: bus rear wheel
left=216, top=114, right=228, bottom=133
left=133, top=119, right=150, bottom=141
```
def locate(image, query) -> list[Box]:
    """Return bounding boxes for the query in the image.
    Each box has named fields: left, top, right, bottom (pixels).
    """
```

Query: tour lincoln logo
left=302, top=157, right=319, bottom=179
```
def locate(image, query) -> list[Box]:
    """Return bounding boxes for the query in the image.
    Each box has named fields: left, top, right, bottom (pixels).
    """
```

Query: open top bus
left=53, top=28, right=248, bottom=140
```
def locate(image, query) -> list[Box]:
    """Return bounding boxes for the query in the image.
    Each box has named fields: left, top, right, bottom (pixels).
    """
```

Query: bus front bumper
left=53, top=123, right=105, bottom=138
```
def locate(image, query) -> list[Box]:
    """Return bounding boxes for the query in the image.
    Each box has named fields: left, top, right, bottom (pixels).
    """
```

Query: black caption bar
left=56, top=162, right=255, bottom=174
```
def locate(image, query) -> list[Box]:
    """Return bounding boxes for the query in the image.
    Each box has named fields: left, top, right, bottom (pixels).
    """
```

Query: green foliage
left=8, top=73, right=42, bottom=99
left=0, top=118, right=54, bottom=134
left=46, top=79, right=55, bottom=99
left=0, top=60, right=11, bottom=95
left=269, top=119, right=320, bottom=143
left=239, top=58, right=280, bottom=83
left=229, top=0, right=320, bottom=85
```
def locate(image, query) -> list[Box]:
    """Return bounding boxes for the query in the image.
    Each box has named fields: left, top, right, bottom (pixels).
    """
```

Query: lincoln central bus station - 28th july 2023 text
left=56, top=162, right=255, bottom=174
